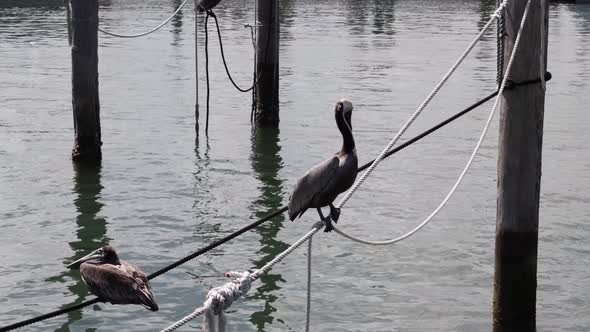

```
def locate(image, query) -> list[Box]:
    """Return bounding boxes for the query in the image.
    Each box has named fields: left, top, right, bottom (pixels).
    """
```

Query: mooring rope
left=160, top=222, right=324, bottom=332
left=333, top=0, right=533, bottom=246
left=205, top=11, right=211, bottom=134
left=97, top=0, right=190, bottom=38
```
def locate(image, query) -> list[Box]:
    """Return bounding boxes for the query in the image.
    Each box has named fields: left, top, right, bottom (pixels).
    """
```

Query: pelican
left=288, top=99, right=358, bottom=232
left=196, top=0, right=222, bottom=12
left=67, top=246, right=159, bottom=311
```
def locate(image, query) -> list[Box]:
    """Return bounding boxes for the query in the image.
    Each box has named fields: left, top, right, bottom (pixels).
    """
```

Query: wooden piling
left=493, top=1, right=549, bottom=331
left=70, top=0, right=102, bottom=162
left=194, top=0, right=200, bottom=135
left=254, top=0, right=279, bottom=126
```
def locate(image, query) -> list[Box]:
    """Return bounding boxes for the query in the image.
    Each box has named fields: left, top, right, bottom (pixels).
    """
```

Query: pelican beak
left=66, top=249, right=102, bottom=269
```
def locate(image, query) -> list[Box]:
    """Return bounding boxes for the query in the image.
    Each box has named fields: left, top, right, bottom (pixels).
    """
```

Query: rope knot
left=490, top=0, right=508, bottom=19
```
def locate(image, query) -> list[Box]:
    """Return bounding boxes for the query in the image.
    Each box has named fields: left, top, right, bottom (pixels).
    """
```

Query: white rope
left=98, top=0, right=190, bottom=38
left=334, top=0, right=532, bottom=245
left=160, top=303, right=209, bottom=332
left=159, top=222, right=324, bottom=332
left=305, top=236, right=312, bottom=332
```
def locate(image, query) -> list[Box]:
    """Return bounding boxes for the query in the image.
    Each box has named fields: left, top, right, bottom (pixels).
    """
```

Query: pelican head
left=67, top=245, right=120, bottom=269
left=335, top=99, right=353, bottom=114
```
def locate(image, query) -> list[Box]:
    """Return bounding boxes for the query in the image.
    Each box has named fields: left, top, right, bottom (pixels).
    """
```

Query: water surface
left=1, top=0, right=589, bottom=331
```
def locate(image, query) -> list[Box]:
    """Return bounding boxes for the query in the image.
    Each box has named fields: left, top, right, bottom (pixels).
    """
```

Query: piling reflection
left=193, top=136, right=211, bottom=210
left=47, top=162, right=109, bottom=332
left=371, top=0, right=396, bottom=37
left=170, top=0, right=183, bottom=46
left=473, top=0, right=497, bottom=72
left=248, top=126, right=289, bottom=331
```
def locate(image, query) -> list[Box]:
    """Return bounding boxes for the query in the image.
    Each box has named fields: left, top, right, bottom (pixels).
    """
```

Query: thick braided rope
left=160, top=222, right=323, bottom=332
left=160, top=301, right=210, bottom=332
left=97, top=0, right=189, bottom=38
left=496, top=0, right=506, bottom=85
left=333, top=0, right=508, bottom=213
left=334, top=0, right=531, bottom=245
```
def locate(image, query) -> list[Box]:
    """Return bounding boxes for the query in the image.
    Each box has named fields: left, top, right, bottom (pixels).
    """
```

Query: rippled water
left=1, top=0, right=589, bottom=331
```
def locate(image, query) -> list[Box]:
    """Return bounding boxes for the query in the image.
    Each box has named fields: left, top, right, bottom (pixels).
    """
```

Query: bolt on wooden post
left=254, top=0, right=279, bottom=126
left=70, top=0, right=102, bottom=163
left=493, top=0, right=549, bottom=331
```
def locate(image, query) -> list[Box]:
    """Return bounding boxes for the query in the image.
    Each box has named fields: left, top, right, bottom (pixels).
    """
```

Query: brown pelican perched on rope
left=67, top=246, right=159, bottom=311
left=288, top=99, right=359, bottom=232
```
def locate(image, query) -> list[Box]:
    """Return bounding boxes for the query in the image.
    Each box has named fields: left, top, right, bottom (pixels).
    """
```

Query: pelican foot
left=329, top=205, right=341, bottom=224
left=323, top=216, right=334, bottom=233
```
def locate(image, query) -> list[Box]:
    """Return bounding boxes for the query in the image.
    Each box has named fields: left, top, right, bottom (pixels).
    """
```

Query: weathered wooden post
left=493, top=0, right=549, bottom=331
left=254, top=0, right=279, bottom=125
left=194, top=0, right=200, bottom=135
left=70, top=0, right=102, bottom=162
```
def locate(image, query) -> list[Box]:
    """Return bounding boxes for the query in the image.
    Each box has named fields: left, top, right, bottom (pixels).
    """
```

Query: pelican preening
left=67, top=246, right=159, bottom=312
left=288, top=99, right=359, bottom=232
left=196, top=0, right=222, bottom=12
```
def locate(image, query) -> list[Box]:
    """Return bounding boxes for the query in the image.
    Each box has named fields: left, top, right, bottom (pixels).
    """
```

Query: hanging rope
left=97, top=0, right=189, bottom=38
left=195, top=0, right=200, bottom=135
left=333, top=0, right=533, bottom=246
left=211, top=13, right=261, bottom=93
left=205, top=11, right=212, bottom=135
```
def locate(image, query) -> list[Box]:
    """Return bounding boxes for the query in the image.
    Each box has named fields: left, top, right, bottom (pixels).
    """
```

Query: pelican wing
left=80, top=262, right=158, bottom=311
left=288, top=156, right=340, bottom=220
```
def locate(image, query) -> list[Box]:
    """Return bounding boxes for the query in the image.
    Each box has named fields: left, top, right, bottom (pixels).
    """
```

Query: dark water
left=1, top=0, right=589, bottom=331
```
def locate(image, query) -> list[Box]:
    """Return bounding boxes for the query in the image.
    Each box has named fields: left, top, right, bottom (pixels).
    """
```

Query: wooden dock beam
left=70, top=0, right=102, bottom=162
left=493, top=1, right=549, bottom=331
left=254, top=0, right=279, bottom=126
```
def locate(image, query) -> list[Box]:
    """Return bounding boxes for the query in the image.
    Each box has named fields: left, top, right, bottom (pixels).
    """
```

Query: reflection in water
left=47, top=162, right=109, bottom=332
left=0, top=0, right=61, bottom=9
left=170, top=0, right=183, bottom=46
left=345, top=0, right=370, bottom=37
left=371, top=0, right=396, bottom=37
left=248, top=126, right=289, bottom=331
left=193, top=136, right=211, bottom=208
left=345, top=0, right=396, bottom=39
left=473, top=0, right=497, bottom=77
left=476, top=0, right=497, bottom=32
